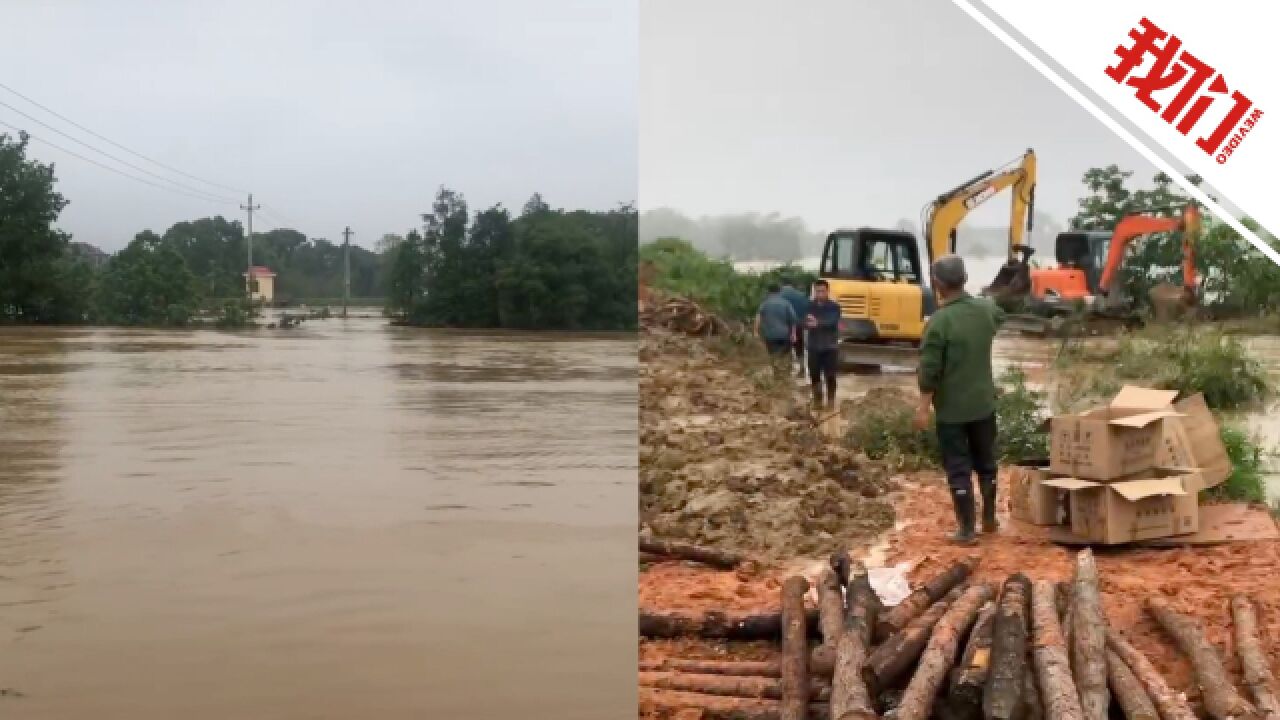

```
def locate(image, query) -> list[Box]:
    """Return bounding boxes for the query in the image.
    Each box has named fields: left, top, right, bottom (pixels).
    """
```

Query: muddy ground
left=638, top=316, right=1280, bottom=720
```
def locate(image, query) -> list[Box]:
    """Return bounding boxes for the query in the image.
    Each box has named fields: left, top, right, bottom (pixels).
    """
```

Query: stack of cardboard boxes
left=1009, top=386, right=1232, bottom=545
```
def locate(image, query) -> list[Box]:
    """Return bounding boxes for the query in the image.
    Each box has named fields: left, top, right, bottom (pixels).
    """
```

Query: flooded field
left=0, top=316, right=636, bottom=719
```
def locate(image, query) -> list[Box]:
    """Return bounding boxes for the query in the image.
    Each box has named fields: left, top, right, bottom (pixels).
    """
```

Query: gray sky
left=640, top=0, right=1163, bottom=240
left=0, top=0, right=636, bottom=251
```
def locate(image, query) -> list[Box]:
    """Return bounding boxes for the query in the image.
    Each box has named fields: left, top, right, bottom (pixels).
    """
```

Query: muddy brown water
left=0, top=316, right=636, bottom=719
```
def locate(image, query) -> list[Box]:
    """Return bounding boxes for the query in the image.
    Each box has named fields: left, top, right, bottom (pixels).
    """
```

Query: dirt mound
left=640, top=327, right=896, bottom=562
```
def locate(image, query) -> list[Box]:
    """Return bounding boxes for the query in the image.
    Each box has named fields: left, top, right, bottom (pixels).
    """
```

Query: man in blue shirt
left=780, top=281, right=810, bottom=378
left=805, top=280, right=843, bottom=410
left=754, top=284, right=798, bottom=358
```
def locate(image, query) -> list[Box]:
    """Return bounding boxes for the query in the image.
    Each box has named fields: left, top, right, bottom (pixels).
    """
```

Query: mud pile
left=640, top=327, right=896, bottom=561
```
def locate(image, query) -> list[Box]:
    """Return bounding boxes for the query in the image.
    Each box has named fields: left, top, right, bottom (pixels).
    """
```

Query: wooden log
left=1232, top=595, right=1280, bottom=720
left=1023, top=650, right=1044, bottom=720
left=637, top=687, right=831, bottom=720
left=639, top=536, right=743, bottom=569
left=949, top=601, right=997, bottom=720
left=1106, top=649, right=1157, bottom=720
left=1106, top=630, right=1197, bottom=720
left=1054, top=582, right=1070, bottom=620
left=831, top=551, right=885, bottom=620
left=831, top=560, right=878, bottom=720
left=1146, top=596, right=1259, bottom=720
left=1031, top=580, right=1084, bottom=720
left=1072, top=550, right=1109, bottom=720
left=984, top=573, right=1032, bottom=720
left=818, top=567, right=846, bottom=648
left=640, top=656, right=836, bottom=679
left=877, top=556, right=979, bottom=641
left=864, top=584, right=967, bottom=694
left=640, top=607, right=820, bottom=640
left=639, top=671, right=831, bottom=701
left=895, top=583, right=995, bottom=720
left=781, top=575, right=811, bottom=720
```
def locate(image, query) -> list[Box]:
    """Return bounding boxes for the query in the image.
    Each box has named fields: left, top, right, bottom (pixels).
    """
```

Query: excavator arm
left=923, top=148, right=1037, bottom=267
left=1097, top=203, right=1201, bottom=296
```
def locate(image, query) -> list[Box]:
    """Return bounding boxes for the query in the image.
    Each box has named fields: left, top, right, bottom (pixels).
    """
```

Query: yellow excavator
left=817, top=149, right=1037, bottom=368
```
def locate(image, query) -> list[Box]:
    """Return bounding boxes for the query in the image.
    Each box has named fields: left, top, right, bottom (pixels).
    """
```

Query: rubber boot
left=979, top=477, right=999, bottom=534
left=811, top=385, right=824, bottom=413
left=948, top=489, right=977, bottom=546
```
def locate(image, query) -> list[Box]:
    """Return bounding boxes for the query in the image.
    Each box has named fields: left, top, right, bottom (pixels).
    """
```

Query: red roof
left=243, top=265, right=277, bottom=277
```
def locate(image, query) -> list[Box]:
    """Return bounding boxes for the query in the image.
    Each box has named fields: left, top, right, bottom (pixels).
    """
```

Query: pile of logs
left=639, top=549, right=1279, bottom=720
left=641, top=295, right=734, bottom=337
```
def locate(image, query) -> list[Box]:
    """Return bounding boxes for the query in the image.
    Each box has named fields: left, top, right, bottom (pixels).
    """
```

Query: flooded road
left=0, top=316, right=636, bottom=719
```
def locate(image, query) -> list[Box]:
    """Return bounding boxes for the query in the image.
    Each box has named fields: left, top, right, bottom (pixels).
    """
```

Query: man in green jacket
left=912, top=254, right=1006, bottom=545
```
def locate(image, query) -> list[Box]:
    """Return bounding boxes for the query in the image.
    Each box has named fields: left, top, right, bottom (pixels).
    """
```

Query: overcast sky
left=0, top=0, right=636, bottom=251
left=640, top=0, right=1165, bottom=238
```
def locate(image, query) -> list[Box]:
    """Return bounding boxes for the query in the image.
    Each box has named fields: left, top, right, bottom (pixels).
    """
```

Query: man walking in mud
left=912, top=255, right=1006, bottom=546
left=805, top=280, right=842, bottom=412
left=780, top=280, right=809, bottom=379
left=754, top=283, right=798, bottom=362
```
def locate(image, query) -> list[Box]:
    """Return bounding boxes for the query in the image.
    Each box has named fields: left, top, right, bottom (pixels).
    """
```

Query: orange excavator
left=990, top=203, right=1201, bottom=331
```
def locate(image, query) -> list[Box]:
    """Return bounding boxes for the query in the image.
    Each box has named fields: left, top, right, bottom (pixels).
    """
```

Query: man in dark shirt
left=755, top=284, right=798, bottom=358
left=780, top=281, right=810, bottom=378
left=912, top=254, right=1006, bottom=545
left=805, top=279, right=842, bottom=411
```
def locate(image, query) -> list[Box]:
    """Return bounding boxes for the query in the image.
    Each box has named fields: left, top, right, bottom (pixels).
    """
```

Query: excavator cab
left=818, top=228, right=931, bottom=368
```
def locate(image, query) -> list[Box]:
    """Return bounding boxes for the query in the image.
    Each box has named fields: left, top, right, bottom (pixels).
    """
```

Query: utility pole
left=342, top=226, right=353, bottom=318
left=240, top=193, right=260, bottom=296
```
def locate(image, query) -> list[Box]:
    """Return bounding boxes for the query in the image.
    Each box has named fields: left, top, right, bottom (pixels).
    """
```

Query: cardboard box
left=1161, top=393, right=1231, bottom=489
left=1043, top=468, right=1202, bottom=545
left=1049, top=386, right=1182, bottom=481
left=1008, top=465, right=1068, bottom=526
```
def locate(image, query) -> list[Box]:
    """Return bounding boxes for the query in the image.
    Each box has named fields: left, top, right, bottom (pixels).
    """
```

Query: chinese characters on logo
left=1107, top=18, right=1263, bottom=164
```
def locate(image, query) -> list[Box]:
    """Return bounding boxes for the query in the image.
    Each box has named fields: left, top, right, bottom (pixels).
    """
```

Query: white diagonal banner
left=954, top=0, right=1280, bottom=268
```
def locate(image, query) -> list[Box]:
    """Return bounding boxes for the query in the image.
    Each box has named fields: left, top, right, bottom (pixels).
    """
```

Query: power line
left=0, top=99, right=236, bottom=203
left=0, top=80, right=246, bottom=196
left=0, top=120, right=239, bottom=206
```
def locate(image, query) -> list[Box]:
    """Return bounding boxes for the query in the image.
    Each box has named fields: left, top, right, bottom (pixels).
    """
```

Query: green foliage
left=995, top=367, right=1049, bottom=463
left=640, top=238, right=815, bottom=322
left=95, top=231, right=202, bottom=326
left=1112, top=329, right=1269, bottom=411
left=214, top=298, right=255, bottom=329
left=387, top=188, right=636, bottom=331
left=844, top=401, right=939, bottom=470
left=0, top=131, right=87, bottom=323
left=1204, top=425, right=1266, bottom=504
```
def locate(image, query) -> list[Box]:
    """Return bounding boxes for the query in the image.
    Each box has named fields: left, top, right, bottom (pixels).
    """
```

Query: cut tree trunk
left=1072, top=550, right=1109, bottom=720
left=639, top=536, right=744, bottom=569
left=1023, top=649, right=1044, bottom=720
left=818, top=567, right=846, bottom=648
left=1106, top=629, right=1197, bottom=720
left=638, top=687, right=831, bottom=720
left=1146, top=596, right=1259, bottom=720
left=895, top=583, right=994, bottom=720
left=1106, top=649, right=1157, bottom=720
left=1055, top=582, right=1070, bottom=620
left=831, top=559, right=878, bottom=720
left=949, top=602, right=997, bottom=720
left=877, top=556, right=979, bottom=641
left=1232, top=595, right=1280, bottom=720
left=984, top=573, right=1032, bottom=720
left=864, top=585, right=967, bottom=694
left=832, top=551, right=885, bottom=620
left=640, top=655, right=837, bottom=679
left=1031, top=579, right=1084, bottom=720
left=640, top=607, right=820, bottom=640
left=639, top=672, right=831, bottom=701
left=781, top=575, right=811, bottom=720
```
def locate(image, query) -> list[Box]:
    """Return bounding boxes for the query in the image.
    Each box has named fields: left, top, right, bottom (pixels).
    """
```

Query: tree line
left=385, top=188, right=636, bottom=331
left=2, top=131, right=635, bottom=330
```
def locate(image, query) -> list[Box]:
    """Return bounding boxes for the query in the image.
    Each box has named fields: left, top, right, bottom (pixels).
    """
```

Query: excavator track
left=838, top=341, right=921, bottom=371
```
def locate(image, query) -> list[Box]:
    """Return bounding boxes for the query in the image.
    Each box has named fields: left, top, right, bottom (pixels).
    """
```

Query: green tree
left=96, top=230, right=202, bottom=326
left=0, top=131, right=84, bottom=323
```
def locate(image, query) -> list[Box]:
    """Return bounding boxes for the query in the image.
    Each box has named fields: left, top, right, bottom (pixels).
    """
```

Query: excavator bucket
left=982, top=245, right=1034, bottom=305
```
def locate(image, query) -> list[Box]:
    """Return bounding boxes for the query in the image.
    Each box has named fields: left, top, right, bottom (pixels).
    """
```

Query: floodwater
left=0, top=315, right=636, bottom=719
